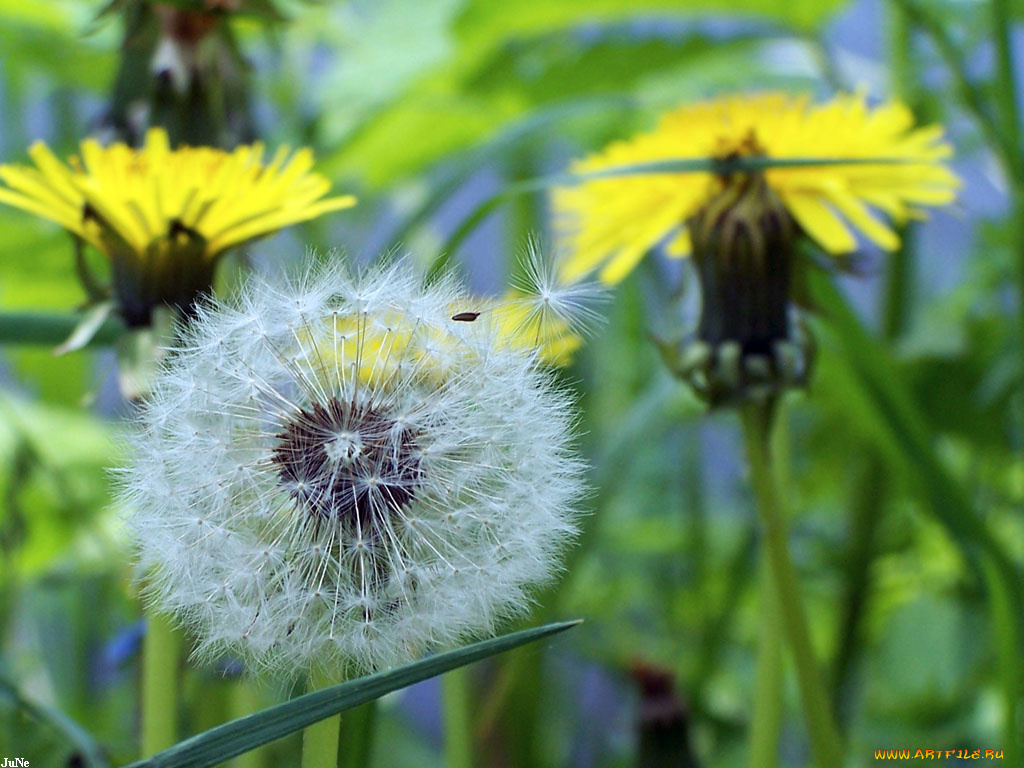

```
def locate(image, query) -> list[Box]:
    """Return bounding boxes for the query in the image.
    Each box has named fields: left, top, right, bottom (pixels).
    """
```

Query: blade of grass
left=809, top=269, right=1024, bottom=760
left=428, top=155, right=922, bottom=281
left=0, top=675, right=110, bottom=768
left=126, top=620, right=579, bottom=768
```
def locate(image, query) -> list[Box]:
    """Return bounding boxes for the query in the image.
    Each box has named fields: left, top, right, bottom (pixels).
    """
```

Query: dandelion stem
left=302, top=670, right=341, bottom=768
left=442, top=666, right=475, bottom=768
left=337, top=699, right=378, bottom=768
left=141, top=612, right=182, bottom=757
left=228, top=680, right=267, bottom=768
left=748, top=550, right=782, bottom=768
left=739, top=401, right=843, bottom=768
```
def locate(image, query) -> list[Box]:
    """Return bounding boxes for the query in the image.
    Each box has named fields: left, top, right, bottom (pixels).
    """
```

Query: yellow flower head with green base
left=554, top=92, right=958, bottom=284
left=555, top=92, right=957, bottom=406
left=0, top=128, right=356, bottom=326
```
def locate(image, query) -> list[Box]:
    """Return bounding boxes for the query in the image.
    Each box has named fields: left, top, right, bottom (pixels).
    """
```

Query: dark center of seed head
left=271, top=397, right=421, bottom=526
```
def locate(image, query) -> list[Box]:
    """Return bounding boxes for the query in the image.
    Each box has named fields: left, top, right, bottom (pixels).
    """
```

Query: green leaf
left=0, top=674, right=110, bottom=768
left=128, top=620, right=580, bottom=768
left=453, top=0, right=845, bottom=43
left=807, top=269, right=1024, bottom=754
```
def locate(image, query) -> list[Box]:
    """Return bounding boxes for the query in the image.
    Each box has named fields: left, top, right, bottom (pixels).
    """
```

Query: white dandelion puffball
left=121, top=259, right=584, bottom=677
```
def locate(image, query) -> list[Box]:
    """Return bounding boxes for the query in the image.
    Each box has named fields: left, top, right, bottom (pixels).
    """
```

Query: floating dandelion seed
left=120, top=259, right=584, bottom=677
left=488, top=238, right=608, bottom=366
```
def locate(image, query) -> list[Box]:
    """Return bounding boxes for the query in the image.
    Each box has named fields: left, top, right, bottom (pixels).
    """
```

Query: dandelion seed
left=489, top=238, right=607, bottom=366
left=120, top=259, right=584, bottom=677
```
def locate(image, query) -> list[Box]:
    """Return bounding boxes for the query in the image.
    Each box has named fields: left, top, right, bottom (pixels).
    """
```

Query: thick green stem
left=302, top=670, right=341, bottom=768
left=228, top=680, right=267, bottom=768
left=141, top=612, right=182, bottom=757
left=739, top=402, right=844, bottom=768
left=748, top=550, right=782, bottom=768
left=991, top=0, right=1022, bottom=174
left=990, top=0, right=1024, bottom=342
left=337, top=700, right=378, bottom=768
left=442, top=666, right=475, bottom=768
left=983, top=557, right=1023, bottom=765
left=0, top=311, right=123, bottom=347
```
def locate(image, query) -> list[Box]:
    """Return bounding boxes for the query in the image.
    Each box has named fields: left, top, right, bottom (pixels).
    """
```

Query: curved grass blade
left=386, top=95, right=640, bottom=254
left=127, top=620, right=580, bottom=768
left=0, top=675, right=110, bottom=768
left=428, top=154, right=922, bottom=281
left=808, top=269, right=1024, bottom=760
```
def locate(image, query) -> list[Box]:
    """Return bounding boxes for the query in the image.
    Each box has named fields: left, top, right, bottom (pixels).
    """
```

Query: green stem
left=141, top=612, right=182, bottom=757
left=0, top=311, right=123, bottom=347
left=739, top=402, right=844, bottom=768
left=991, top=0, right=1022, bottom=174
left=990, top=0, right=1024, bottom=341
left=442, top=666, right=475, bottom=768
left=831, top=457, right=886, bottom=727
left=748, top=550, right=782, bottom=768
left=337, top=700, right=378, bottom=768
left=983, top=557, right=1023, bottom=766
left=302, top=670, right=341, bottom=768
left=228, top=679, right=267, bottom=768
left=894, top=0, right=1008, bottom=162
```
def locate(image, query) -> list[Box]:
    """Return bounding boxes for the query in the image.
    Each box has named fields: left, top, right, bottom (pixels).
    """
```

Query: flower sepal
left=672, top=171, right=814, bottom=407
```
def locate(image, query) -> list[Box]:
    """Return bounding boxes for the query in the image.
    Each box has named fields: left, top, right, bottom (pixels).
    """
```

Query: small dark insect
left=451, top=311, right=480, bottom=322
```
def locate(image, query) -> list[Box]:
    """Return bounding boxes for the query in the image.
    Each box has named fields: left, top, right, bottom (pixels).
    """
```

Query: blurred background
left=0, top=1, right=1021, bottom=766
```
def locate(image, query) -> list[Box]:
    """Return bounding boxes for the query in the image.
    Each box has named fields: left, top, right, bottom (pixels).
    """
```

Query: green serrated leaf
left=128, top=620, right=580, bottom=768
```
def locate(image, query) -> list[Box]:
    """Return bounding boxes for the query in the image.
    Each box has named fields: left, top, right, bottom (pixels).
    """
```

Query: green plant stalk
left=0, top=311, right=123, bottom=347
left=894, top=0, right=1007, bottom=162
left=228, top=680, right=266, bottom=768
left=442, top=666, right=475, bottom=768
left=739, top=402, right=843, bottom=768
left=990, top=0, right=1024, bottom=344
left=831, top=458, right=885, bottom=727
left=983, top=555, right=1023, bottom=765
left=142, top=613, right=182, bottom=757
left=748, top=551, right=782, bottom=768
left=991, top=0, right=1022, bottom=173
left=337, top=700, right=377, bottom=768
left=302, top=669, right=341, bottom=768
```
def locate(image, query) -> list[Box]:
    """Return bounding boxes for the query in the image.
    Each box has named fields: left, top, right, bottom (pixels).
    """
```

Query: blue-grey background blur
left=0, top=1, right=1021, bottom=766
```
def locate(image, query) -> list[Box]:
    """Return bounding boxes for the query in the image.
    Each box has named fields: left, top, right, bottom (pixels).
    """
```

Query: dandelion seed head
left=122, top=259, right=584, bottom=677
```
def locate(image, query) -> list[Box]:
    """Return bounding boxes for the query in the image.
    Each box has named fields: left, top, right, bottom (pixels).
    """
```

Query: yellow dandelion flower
left=0, top=128, right=356, bottom=326
left=554, top=92, right=958, bottom=284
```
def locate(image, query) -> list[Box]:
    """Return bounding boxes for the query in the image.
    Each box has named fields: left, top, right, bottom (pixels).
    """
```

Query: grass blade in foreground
left=127, top=620, right=580, bottom=768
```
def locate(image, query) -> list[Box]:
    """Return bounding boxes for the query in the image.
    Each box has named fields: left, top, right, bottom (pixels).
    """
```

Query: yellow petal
left=781, top=190, right=857, bottom=253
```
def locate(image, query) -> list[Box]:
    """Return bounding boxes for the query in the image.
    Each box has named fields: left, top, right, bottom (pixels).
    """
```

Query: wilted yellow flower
left=0, top=128, right=355, bottom=326
left=554, top=92, right=958, bottom=284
